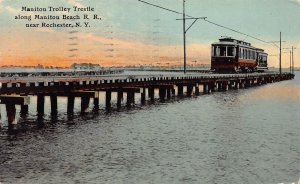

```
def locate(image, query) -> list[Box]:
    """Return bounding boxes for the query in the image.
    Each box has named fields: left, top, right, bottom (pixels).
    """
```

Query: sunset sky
left=0, top=0, right=299, bottom=67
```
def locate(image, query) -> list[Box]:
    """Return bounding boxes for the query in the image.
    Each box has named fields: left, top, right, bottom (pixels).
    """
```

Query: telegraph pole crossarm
left=176, top=17, right=207, bottom=33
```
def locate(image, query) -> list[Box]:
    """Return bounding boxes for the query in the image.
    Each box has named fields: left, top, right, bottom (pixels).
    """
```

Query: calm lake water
left=0, top=72, right=299, bottom=184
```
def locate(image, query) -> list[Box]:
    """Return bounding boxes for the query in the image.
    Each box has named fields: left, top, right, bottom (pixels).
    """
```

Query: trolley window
left=262, top=56, right=267, bottom=63
left=212, top=46, right=220, bottom=56
left=227, top=46, right=235, bottom=57
left=247, top=50, right=250, bottom=59
left=252, top=51, right=256, bottom=60
left=220, top=46, right=226, bottom=56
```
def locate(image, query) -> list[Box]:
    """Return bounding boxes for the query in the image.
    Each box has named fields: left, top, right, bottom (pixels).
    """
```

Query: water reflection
left=0, top=72, right=299, bottom=184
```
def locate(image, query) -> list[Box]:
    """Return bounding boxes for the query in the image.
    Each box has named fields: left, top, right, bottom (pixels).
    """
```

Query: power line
left=203, top=19, right=269, bottom=44
left=138, top=0, right=276, bottom=45
left=138, top=0, right=184, bottom=16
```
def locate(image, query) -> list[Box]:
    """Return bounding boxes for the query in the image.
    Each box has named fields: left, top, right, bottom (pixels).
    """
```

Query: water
left=0, top=72, right=299, bottom=184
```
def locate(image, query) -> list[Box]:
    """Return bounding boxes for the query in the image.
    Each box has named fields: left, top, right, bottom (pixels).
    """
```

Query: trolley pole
left=183, top=0, right=187, bottom=74
left=279, top=32, right=282, bottom=75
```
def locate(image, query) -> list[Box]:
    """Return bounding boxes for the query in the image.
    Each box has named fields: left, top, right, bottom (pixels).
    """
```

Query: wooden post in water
left=141, top=88, right=146, bottom=104
left=207, top=84, right=212, bottom=94
left=20, top=104, right=29, bottom=115
left=262, top=77, right=267, bottom=84
left=117, top=91, right=123, bottom=108
left=127, top=92, right=135, bottom=106
left=1, top=96, right=30, bottom=130
left=93, top=91, right=99, bottom=111
left=203, top=84, right=208, bottom=94
left=245, top=80, right=251, bottom=88
left=195, top=85, right=200, bottom=96
left=159, top=87, right=166, bottom=101
left=240, top=81, right=245, bottom=88
left=50, top=95, right=58, bottom=115
left=203, top=83, right=213, bottom=94
left=148, top=87, right=155, bottom=102
left=177, top=85, right=184, bottom=97
left=37, top=95, right=45, bottom=116
left=148, top=87, right=152, bottom=98
left=171, top=88, right=176, bottom=96
left=67, top=95, right=75, bottom=115
left=131, top=92, right=135, bottom=104
left=217, top=82, right=223, bottom=91
left=235, top=80, right=240, bottom=89
left=186, top=85, right=193, bottom=97
left=222, top=81, right=229, bottom=91
left=6, top=104, right=17, bottom=130
left=81, top=96, right=90, bottom=114
left=228, top=81, right=233, bottom=89
left=257, top=78, right=262, bottom=86
left=93, top=97, right=99, bottom=111
left=105, top=91, right=112, bottom=110
left=127, top=92, right=131, bottom=106
left=211, top=82, right=217, bottom=92
left=167, top=88, right=171, bottom=99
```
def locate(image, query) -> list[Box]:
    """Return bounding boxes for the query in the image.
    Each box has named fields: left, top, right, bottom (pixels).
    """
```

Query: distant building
left=70, top=63, right=103, bottom=70
left=35, top=64, right=44, bottom=69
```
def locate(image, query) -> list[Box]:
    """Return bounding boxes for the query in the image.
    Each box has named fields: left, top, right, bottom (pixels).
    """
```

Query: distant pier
left=0, top=71, right=295, bottom=131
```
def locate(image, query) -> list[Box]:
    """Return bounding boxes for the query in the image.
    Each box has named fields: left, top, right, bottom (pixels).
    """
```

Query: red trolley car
left=211, top=38, right=268, bottom=72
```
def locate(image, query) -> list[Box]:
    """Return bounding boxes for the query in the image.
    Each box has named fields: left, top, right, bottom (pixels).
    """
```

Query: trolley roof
left=212, top=37, right=257, bottom=49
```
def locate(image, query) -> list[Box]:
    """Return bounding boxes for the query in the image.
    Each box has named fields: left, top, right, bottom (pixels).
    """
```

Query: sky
left=0, top=0, right=299, bottom=67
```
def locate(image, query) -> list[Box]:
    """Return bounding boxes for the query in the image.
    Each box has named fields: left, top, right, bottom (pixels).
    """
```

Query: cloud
left=66, top=0, right=85, bottom=8
left=4, top=5, right=19, bottom=14
left=289, top=0, right=300, bottom=6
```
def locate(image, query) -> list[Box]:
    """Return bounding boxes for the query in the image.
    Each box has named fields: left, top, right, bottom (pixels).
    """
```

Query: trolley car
left=211, top=38, right=268, bottom=72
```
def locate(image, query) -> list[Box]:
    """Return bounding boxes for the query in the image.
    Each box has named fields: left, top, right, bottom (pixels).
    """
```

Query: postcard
left=0, top=0, right=299, bottom=184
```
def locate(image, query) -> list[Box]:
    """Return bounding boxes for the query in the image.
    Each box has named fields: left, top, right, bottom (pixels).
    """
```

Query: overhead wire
left=138, top=0, right=278, bottom=46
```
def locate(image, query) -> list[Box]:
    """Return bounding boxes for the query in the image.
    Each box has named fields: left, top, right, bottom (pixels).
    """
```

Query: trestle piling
left=0, top=72, right=295, bottom=131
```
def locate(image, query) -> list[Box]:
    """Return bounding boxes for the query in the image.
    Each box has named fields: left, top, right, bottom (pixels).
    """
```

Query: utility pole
left=290, top=50, right=292, bottom=73
left=283, top=46, right=296, bottom=74
left=183, top=0, right=186, bottom=74
left=178, top=0, right=206, bottom=74
left=279, top=32, right=282, bottom=75
left=292, top=46, right=294, bottom=74
left=269, top=38, right=286, bottom=73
